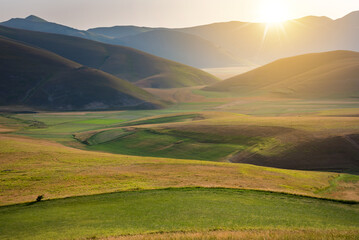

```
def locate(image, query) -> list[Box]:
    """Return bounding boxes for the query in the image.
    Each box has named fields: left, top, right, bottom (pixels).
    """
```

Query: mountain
left=0, top=15, right=111, bottom=43
left=114, top=29, right=242, bottom=68
left=178, top=16, right=339, bottom=64
left=0, top=36, right=162, bottom=110
left=0, top=16, right=243, bottom=68
left=0, top=25, right=218, bottom=88
left=204, top=51, right=359, bottom=99
left=88, top=25, right=153, bottom=38
left=2, top=12, right=358, bottom=68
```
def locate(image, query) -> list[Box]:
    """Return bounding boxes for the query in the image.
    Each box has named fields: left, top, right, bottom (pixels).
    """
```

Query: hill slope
left=205, top=51, right=359, bottom=99
left=0, top=25, right=218, bottom=88
left=0, top=37, right=161, bottom=110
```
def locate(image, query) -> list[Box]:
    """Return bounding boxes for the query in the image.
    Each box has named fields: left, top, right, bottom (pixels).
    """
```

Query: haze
left=0, top=0, right=358, bottom=29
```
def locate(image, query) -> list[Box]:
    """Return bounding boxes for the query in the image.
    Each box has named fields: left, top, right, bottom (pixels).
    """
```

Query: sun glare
left=258, top=0, right=289, bottom=24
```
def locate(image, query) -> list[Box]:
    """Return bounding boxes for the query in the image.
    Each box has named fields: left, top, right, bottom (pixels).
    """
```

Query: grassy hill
left=0, top=37, right=162, bottom=110
left=66, top=111, right=359, bottom=173
left=0, top=25, right=219, bottom=88
left=1, top=188, right=358, bottom=240
left=1, top=108, right=358, bottom=239
left=205, top=51, right=359, bottom=99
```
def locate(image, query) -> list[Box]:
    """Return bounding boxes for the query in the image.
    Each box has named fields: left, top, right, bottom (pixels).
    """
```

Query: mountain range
left=0, top=25, right=218, bottom=89
left=1, top=12, right=358, bottom=67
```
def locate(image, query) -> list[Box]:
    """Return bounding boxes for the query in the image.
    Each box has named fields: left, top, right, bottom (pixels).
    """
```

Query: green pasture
left=1, top=188, right=358, bottom=240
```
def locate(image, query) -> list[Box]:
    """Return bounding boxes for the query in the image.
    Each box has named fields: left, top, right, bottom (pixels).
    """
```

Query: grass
left=87, top=129, right=244, bottom=161
left=1, top=188, right=358, bottom=240
left=6, top=110, right=359, bottom=172
left=86, top=127, right=278, bottom=161
left=75, top=119, right=126, bottom=125
left=105, top=229, right=359, bottom=240
left=117, top=114, right=199, bottom=127
left=1, top=134, right=358, bottom=206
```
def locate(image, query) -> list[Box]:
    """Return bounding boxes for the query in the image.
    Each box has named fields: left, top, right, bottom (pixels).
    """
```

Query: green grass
left=87, top=129, right=250, bottom=161
left=118, top=114, right=199, bottom=127
left=1, top=188, right=358, bottom=240
left=74, top=119, right=126, bottom=125
left=87, top=128, right=134, bottom=145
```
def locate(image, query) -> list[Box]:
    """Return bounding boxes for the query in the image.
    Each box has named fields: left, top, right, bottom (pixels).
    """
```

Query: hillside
left=0, top=25, right=219, bottom=88
left=0, top=37, right=161, bottom=110
left=114, top=29, right=242, bottom=68
left=205, top=51, right=359, bottom=99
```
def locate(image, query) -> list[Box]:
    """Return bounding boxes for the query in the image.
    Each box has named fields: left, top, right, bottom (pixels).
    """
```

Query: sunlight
left=258, top=0, right=290, bottom=24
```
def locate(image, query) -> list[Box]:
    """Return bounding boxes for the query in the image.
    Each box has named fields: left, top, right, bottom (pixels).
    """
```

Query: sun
left=258, top=0, right=290, bottom=24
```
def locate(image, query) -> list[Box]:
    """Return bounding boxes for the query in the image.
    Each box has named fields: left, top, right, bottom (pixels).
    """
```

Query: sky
left=0, top=0, right=358, bottom=30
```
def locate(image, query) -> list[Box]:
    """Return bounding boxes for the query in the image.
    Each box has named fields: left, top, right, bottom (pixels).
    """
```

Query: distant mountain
left=0, top=25, right=218, bottom=88
left=88, top=25, right=153, bottom=38
left=0, top=15, right=111, bottom=43
left=178, top=16, right=340, bottom=64
left=0, top=15, right=243, bottom=68
left=205, top=51, right=359, bottom=99
left=0, top=37, right=162, bottom=110
left=115, top=29, right=242, bottom=68
left=2, top=12, right=358, bottom=67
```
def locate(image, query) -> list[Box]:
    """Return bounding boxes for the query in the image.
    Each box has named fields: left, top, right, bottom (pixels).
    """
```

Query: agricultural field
left=1, top=96, right=359, bottom=239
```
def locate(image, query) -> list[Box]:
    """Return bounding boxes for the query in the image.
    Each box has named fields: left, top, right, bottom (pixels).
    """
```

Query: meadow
left=1, top=92, right=359, bottom=239
left=1, top=188, right=359, bottom=240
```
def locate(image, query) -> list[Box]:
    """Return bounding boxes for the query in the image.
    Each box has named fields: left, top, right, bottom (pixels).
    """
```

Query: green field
left=1, top=188, right=358, bottom=240
left=1, top=100, right=359, bottom=239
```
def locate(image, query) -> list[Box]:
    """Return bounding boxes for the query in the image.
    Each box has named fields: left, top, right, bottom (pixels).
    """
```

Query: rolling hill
left=205, top=51, right=359, bottom=99
left=0, top=25, right=219, bottom=88
left=0, top=37, right=161, bottom=110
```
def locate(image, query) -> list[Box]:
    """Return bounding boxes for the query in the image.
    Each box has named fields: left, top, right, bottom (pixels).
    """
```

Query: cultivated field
left=1, top=96, right=359, bottom=239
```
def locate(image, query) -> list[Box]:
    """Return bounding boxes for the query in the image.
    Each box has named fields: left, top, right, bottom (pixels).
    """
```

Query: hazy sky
left=0, top=0, right=358, bottom=29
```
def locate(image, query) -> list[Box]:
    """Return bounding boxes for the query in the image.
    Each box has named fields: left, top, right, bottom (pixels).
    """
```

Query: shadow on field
left=231, top=135, right=359, bottom=175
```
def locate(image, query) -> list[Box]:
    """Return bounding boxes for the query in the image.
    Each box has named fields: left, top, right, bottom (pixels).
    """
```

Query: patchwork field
left=1, top=99, right=359, bottom=239
left=2, top=133, right=359, bottom=206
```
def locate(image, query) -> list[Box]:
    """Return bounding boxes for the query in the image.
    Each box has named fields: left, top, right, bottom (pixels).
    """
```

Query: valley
left=0, top=6, right=359, bottom=239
